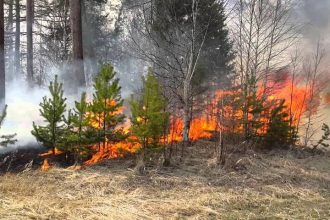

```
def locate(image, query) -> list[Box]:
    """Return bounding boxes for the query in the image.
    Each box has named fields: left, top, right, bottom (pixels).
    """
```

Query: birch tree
left=128, top=0, right=230, bottom=154
left=302, top=42, right=327, bottom=147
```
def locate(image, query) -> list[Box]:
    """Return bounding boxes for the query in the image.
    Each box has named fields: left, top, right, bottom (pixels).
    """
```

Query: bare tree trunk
left=289, top=51, right=299, bottom=143
left=217, top=98, right=226, bottom=165
left=7, top=0, right=14, bottom=80
left=0, top=0, right=4, bottom=106
left=14, top=0, right=20, bottom=74
left=70, top=0, right=85, bottom=90
left=182, top=80, right=190, bottom=157
left=303, top=42, right=324, bottom=147
left=26, top=0, right=34, bottom=86
left=81, top=0, right=97, bottom=84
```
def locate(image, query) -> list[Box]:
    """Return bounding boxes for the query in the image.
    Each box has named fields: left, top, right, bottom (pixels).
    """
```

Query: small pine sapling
left=313, top=123, right=330, bottom=150
left=130, top=70, right=169, bottom=163
left=264, top=99, right=296, bottom=149
left=32, top=75, right=67, bottom=154
left=59, top=92, right=99, bottom=164
left=0, top=105, right=17, bottom=147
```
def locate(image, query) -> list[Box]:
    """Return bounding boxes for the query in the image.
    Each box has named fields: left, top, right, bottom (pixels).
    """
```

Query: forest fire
left=82, top=72, right=313, bottom=165
left=33, top=71, right=313, bottom=168
left=1, top=0, right=330, bottom=218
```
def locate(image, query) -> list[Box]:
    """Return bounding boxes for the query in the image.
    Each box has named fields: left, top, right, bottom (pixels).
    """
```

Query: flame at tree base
left=39, top=148, right=63, bottom=157
left=41, top=159, right=51, bottom=171
left=84, top=140, right=141, bottom=166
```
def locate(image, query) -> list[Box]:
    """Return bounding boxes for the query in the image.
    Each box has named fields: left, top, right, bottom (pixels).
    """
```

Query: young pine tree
left=264, top=99, right=296, bottom=149
left=90, top=64, right=126, bottom=153
left=130, top=70, right=169, bottom=161
left=32, top=75, right=67, bottom=154
left=59, top=92, right=99, bottom=164
left=313, top=123, right=330, bottom=150
left=0, top=105, right=17, bottom=147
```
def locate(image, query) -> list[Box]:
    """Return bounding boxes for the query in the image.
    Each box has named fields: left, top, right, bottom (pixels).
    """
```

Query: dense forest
left=0, top=0, right=329, bottom=219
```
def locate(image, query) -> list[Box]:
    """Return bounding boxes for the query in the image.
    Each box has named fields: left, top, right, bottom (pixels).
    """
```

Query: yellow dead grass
left=0, top=144, right=330, bottom=219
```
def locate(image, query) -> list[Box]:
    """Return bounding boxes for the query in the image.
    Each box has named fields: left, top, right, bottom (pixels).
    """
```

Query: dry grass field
left=0, top=142, right=330, bottom=219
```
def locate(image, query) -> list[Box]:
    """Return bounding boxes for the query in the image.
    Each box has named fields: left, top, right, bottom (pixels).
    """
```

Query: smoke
left=293, top=0, right=330, bottom=141
left=296, top=0, right=330, bottom=48
left=0, top=61, right=142, bottom=153
left=1, top=79, right=48, bottom=150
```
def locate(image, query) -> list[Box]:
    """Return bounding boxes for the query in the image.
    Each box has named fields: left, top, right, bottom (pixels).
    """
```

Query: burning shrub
left=89, top=64, right=127, bottom=153
left=263, top=99, right=297, bottom=149
left=59, top=92, right=99, bottom=164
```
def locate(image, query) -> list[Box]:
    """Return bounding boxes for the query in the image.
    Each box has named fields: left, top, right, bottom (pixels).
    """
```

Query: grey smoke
left=295, top=0, right=330, bottom=50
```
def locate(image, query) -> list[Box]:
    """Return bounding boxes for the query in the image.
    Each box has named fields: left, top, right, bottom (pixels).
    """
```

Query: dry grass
left=0, top=143, right=330, bottom=220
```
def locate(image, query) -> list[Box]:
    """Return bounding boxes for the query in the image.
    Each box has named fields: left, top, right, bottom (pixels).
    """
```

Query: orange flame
left=39, top=148, right=63, bottom=157
left=41, top=159, right=51, bottom=171
left=84, top=100, right=141, bottom=165
left=84, top=139, right=140, bottom=165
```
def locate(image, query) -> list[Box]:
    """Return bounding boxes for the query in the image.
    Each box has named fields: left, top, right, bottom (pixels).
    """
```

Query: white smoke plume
left=1, top=79, right=48, bottom=150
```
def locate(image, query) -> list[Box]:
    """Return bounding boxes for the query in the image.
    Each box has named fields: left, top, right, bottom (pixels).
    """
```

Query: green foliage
left=241, top=75, right=265, bottom=139
left=58, top=92, right=99, bottom=163
left=32, top=64, right=127, bottom=162
left=0, top=105, right=17, bottom=147
left=130, top=69, right=169, bottom=151
left=152, top=0, right=234, bottom=83
left=264, top=99, right=296, bottom=149
left=90, top=64, right=126, bottom=147
left=313, top=123, right=330, bottom=149
left=32, top=75, right=67, bottom=153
